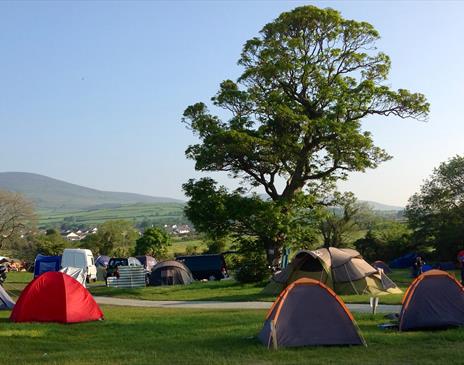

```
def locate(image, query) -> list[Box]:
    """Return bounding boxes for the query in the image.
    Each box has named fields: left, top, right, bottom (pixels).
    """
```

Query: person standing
left=457, top=250, right=464, bottom=285
left=413, top=256, right=425, bottom=278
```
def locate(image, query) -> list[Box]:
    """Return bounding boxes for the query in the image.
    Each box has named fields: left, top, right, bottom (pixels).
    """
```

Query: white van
left=61, top=248, right=97, bottom=282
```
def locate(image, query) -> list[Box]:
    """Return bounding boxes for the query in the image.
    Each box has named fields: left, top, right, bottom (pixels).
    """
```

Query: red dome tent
left=10, top=271, right=103, bottom=323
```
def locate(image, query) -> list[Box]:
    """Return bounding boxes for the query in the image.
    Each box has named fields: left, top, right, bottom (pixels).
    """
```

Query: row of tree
left=0, top=205, right=172, bottom=262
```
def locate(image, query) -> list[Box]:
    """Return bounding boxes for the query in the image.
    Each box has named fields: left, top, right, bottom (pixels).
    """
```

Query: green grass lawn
left=3, top=271, right=33, bottom=298
left=168, top=237, right=208, bottom=256
left=87, top=280, right=406, bottom=305
left=1, top=306, right=464, bottom=365
left=5, top=273, right=404, bottom=305
left=87, top=269, right=420, bottom=305
left=89, top=279, right=276, bottom=302
left=7, top=269, right=461, bottom=306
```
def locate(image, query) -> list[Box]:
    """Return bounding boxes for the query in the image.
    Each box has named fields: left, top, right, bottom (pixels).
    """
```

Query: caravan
left=61, top=249, right=97, bottom=282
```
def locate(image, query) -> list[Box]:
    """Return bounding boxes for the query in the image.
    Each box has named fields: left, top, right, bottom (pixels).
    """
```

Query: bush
left=203, top=238, right=227, bottom=254
left=354, top=223, right=414, bottom=262
left=135, top=227, right=171, bottom=258
left=234, top=252, right=270, bottom=283
left=185, top=244, right=199, bottom=255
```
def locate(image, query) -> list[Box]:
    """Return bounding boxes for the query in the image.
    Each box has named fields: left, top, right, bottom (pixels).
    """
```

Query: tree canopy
left=0, top=190, right=36, bottom=249
left=135, top=227, right=171, bottom=258
left=34, top=229, right=70, bottom=256
left=405, top=156, right=464, bottom=259
left=182, top=5, right=429, bottom=265
left=81, top=220, right=138, bottom=256
left=318, top=193, right=365, bottom=248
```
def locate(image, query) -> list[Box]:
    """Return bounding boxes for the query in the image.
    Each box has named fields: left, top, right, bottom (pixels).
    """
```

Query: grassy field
left=4, top=270, right=419, bottom=305
left=6, top=269, right=461, bottom=306
left=38, top=202, right=186, bottom=227
left=86, top=268, right=428, bottom=305
left=89, top=279, right=276, bottom=302
left=87, top=279, right=406, bottom=305
left=3, top=271, right=33, bottom=299
left=168, top=237, right=208, bottom=256
left=1, top=306, right=464, bottom=365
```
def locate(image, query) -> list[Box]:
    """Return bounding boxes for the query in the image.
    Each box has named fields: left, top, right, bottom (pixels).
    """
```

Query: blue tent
left=389, top=252, right=417, bottom=269
left=435, top=262, right=456, bottom=271
left=34, top=254, right=62, bottom=278
left=96, top=255, right=110, bottom=267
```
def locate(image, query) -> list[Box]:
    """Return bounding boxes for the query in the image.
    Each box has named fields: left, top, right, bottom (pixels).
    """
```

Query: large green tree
left=183, top=6, right=429, bottom=264
left=34, top=229, right=70, bottom=256
left=81, top=220, right=138, bottom=256
left=354, top=221, right=412, bottom=262
left=0, top=190, right=36, bottom=249
left=135, top=227, right=171, bottom=258
left=405, top=156, right=464, bottom=260
left=318, top=193, right=365, bottom=248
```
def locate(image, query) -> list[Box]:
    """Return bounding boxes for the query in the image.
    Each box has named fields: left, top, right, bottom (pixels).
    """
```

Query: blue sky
left=1, top=1, right=463, bottom=206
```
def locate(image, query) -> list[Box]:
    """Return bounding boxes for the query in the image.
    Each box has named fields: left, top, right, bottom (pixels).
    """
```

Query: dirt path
left=94, top=296, right=402, bottom=313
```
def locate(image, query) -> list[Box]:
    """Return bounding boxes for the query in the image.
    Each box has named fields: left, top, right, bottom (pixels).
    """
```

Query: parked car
left=61, top=248, right=97, bottom=282
left=176, top=254, right=229, bottom=281
left=105, top=257, right=143, bottom=283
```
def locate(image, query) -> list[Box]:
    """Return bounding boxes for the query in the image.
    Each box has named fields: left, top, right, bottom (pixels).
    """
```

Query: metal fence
left=106, top=266, right=146, bottom=288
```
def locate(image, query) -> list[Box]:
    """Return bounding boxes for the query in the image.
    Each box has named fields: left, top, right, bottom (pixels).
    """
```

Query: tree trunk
left=264, top=235, right=285, bottom=269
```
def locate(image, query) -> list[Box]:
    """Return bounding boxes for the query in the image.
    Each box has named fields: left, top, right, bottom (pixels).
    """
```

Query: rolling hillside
left=0, top=172, right=182, bottom=211
left=38, top=203, right=186, bottom=227
left=363, top=201, right=403, bottom=211
left=0, top=171, right=402, bottom=228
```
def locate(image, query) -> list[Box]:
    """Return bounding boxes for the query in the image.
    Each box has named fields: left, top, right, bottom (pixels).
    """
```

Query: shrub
left=185, top=244, right=199, bottom=255
left=234, top=251, right=270, bottom=283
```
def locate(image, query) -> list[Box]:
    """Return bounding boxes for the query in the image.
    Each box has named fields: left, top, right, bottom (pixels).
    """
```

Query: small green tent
left=263, top=247, right=401, bottom=296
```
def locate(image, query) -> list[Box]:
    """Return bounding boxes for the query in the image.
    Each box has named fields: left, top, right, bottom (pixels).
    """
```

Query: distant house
left=82, top=227, right=98, bottom=235
left=65, top=232, right=81, bottom=241
left=60, top=227, right=97, bottom=241
left=176, top=225, right=191, bottom=235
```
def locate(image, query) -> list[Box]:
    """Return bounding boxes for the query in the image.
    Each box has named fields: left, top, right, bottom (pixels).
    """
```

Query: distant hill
left=257, top=194, right=403, bottom=212
left=362, top=200, right=403, bottom=211
left=0, top=172, right=183, bottom=212
left=38, top=202, right=186, bottom=228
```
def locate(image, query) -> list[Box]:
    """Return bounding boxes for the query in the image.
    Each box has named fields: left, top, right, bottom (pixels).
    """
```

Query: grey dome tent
left=149, top=260, right=194, bottom=286
left=399, top=270, right=464, bottom=331
left=258, top=278, right=366, bottom=348
left=0, top=285, right=15, bottom=310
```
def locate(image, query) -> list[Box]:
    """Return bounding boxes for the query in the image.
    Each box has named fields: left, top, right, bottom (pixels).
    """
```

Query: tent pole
left=345, top=265, right=359, bottom=295
left=270, top=320, right=278, bottom=350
